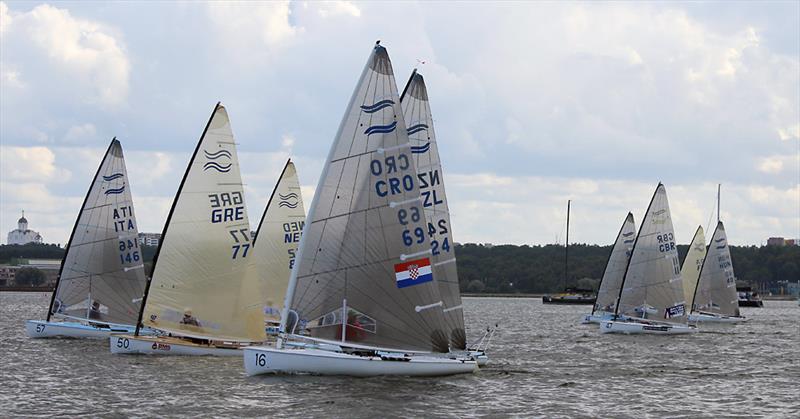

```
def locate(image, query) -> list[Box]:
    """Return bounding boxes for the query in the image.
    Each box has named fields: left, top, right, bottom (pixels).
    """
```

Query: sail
left=285, top=43, right=450, bottom=353
left=616, top=184, right=687, bottom=324
left=400, top=70, right=466, bottom=350
left=694, top=222, right=740, bottom=316
left=141, top=103, right=263, bottom=342
left=593, top=213, right=636, bottom=315
left=49, top=139, right=147, bottom=326
left=252, top=160, right=306, bottom=324
left=681, top=226, right=706, bottom=310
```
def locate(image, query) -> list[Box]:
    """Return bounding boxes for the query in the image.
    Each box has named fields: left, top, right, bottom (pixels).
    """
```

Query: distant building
left=767, top=237, right=786, bottom=247
left=786, top=239, right=798, bottom=246
left=137, top=232, right=161, bottom=247
left=0, top=258, right=60, bottom=287
left=6, top=211, right=43, bottom=245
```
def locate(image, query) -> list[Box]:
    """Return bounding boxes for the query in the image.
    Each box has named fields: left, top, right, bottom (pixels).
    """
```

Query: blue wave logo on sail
left=102, top=173, right=124, bottom=181
left=364, top=121, right=397, bottom=136
left=623, top=239, right=634, bottom=244
left=203, top=149, right=232, bottom=173
left=360, top=99, right=394, bottom=114
left=204, top=149, right=232, bottom=160
left=715, top=237, right=726, bottom=249
left=278, top=192, right=299, bottom=208
left=622, top=232, right=634, bottom=237
left=105, top=185, right=126, bottom=195
left=411, top=142, right=431, bottom=154
left=407, top=123, right=429, bottom=135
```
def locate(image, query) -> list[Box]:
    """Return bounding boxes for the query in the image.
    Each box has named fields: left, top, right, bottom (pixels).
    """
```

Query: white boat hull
left=26, top=320, right=136, bottom=339
left=688, top=312, right=748, bottom=324
left=599, top=319, right=697, bottom=335
left=470, top=350, right=489, bottom=367
left=243, top=346, right=478, bottom=377
left=109, top=335, right=243, bottom=356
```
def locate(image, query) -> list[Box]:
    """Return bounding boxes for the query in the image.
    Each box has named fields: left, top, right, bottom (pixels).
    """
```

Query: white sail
left=616, top=184, right=687, bottom=324
left=593, top=213, right=636, bottom=315
left=681, top=226, right=706, bottom=310
left=252, top=160, right=306, bottom=324
left=694, top=222, right=740, bottom=316
left=50, top=139, right=147, bottom=326
left=400, top=69, right=466, bottom=350
left=141, top=103, right=263, bottom=342
left=282, top=43, right=451, bottom=353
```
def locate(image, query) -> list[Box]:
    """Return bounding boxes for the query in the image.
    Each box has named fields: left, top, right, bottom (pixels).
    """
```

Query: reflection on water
left=1, top=292, right=798, bottom=417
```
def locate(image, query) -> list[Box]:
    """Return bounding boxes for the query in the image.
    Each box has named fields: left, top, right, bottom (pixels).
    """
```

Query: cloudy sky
left=1, top=1, right=798, bottom=246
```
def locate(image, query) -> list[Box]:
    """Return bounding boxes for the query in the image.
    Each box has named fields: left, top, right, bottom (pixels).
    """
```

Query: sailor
left=180, top=308, right=200, bottom=327
left=88, top=301, right=102, bottom=320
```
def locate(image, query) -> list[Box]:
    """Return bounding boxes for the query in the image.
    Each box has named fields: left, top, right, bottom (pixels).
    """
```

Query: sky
left=1, top=1, right=798, bottom=246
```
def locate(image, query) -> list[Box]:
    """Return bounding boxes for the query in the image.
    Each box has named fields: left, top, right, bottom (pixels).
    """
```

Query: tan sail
left=142, top=103, right=263, bottom=342
left=681, top=226, right=706, bottom=310
left=252, top=160, right=306, bottom=324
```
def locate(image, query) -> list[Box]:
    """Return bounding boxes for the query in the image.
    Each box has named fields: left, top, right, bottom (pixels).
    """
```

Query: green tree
left=15, top=267, right=46, bottom=286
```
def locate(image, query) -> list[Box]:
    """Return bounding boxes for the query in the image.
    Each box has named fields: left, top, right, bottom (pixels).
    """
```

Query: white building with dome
left=7, top=211, right=43, bottom=245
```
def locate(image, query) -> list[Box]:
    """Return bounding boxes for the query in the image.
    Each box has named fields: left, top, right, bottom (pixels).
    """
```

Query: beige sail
left=252, top=160, right=306, bottom=324
left=142, top=103, right=263, bottom=342
left=681, top=226, right=706, bottom=310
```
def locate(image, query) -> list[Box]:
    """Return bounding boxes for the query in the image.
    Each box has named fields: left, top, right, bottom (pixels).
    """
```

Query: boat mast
left=565, top=200, right=570, bottom=289
left=47, top=139, right=116, bottom=322
left=717, top=183, right=721, bottom=223
left=133, top=103, right=221, bottom=336
left=613, top=183, right=661, bottom=318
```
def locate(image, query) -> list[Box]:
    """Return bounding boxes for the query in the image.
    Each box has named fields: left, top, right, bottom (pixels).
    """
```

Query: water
left=1, top=292, right=798, bottom=418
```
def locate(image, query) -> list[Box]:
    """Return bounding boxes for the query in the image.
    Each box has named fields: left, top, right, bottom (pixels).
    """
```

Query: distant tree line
left=2, top=242, right=797, bottom=293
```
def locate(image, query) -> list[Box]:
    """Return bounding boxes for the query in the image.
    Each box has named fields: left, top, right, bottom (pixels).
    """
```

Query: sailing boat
left=111, top=103, right=264, bottom=355
left=681, top=226, right=706, bottom=312
left=26, top=138, right=149, bottom=338
left=251, top=159, right=306, bottom=335
left=243, top=42, right=478, bottom=376
left=543, top=200, right=596, bottom=305
left=688, top=222, right=747, bottom=323
left=400, top=69, right=490, bottom=366
left=600, top=183, right=696, bottom=335
left=581, top=213, right=636, bottom=324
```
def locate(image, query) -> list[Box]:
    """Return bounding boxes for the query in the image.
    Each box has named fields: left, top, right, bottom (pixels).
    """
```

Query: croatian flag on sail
left=394, top=258, right=433, bottom=288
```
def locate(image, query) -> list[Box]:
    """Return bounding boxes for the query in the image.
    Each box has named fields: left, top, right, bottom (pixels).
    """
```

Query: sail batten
left=49, top=139, right=147, bottom=326
left=615, top=184, right=687, bottom=324
left=140, top=104, right=263, bottom=342
left=284, top=44, right=450, bottom=353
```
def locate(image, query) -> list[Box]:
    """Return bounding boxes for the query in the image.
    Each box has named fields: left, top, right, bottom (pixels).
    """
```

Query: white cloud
left=2, top=3, right=129, bottom=106
left=0, top=1, right=10, bottom=33
left=316, top=1, right=361, bottom=18
left=206, top=1, right=298, bottom=63
left=0, top=146, right=69, bottom=183
left=63, top=123, right=98, bottom=143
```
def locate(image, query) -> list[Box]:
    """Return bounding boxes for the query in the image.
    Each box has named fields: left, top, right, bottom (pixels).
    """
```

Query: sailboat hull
left=243, top=346, right=478, bottom=377
left=688, top=312, right=748, bottom=324
left=599, top=319, right=697, bottom=335
left=26, top=320, right=136, bottom=339
left=109, top=335, right=243, bottom=356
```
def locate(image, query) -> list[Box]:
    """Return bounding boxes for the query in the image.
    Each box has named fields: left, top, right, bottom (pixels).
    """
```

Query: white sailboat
left=243, top=42, right=478, bottom=376
left=251, top=159, right=306, bottom=335
left=26, top=139, right=149, bottom=339
left=581, top=213, right=636, bottom=324
left=600, top=183, right=697, bottom=335
left=688, top=221, right=747, bottom=323
left=111, top=103, right=264, bottom=356
left=400, top=69, right=490, bottom=366
left=681, top=225, right=706, bottom=311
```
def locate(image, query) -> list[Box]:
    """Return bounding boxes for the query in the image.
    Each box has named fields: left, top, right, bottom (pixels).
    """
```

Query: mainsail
left=681, top=226, right=706, bottom=311
left=49, top=138, right=147, bottom=326
left=252, top=160, right=306, bottom=324
left=593, top=213, right=636, bottom=315
left=693, top=222, right=740, bottom=317
left=615, top=184, right=687, bottom=324
left=400, top=69, right=466, bottom=350
left=282, top=43, right=450, bottom=353
left=139, top=103, right=263, bottom=342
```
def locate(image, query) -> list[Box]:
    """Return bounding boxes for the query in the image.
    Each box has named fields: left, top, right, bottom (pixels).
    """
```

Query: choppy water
left=1, top=292, right=798, bottom=418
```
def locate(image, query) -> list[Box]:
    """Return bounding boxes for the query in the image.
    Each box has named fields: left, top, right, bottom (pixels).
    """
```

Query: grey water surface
left=1, top=292, right=798, bottom=418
